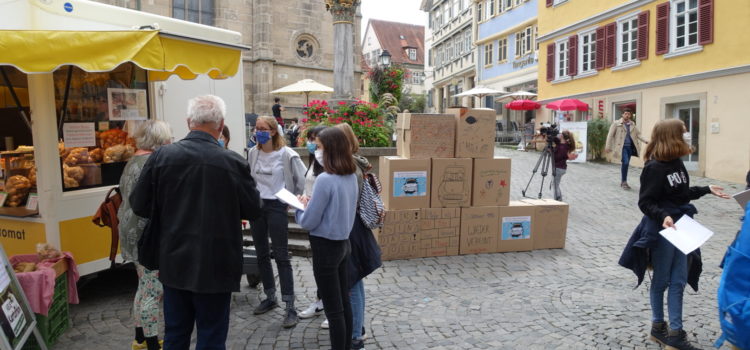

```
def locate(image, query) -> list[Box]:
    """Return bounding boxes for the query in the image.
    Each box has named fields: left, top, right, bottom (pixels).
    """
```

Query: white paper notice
left=275, top=188, right=305, bottom=211
left=733, top=189, right=750, bottom=210
left=62, top=122, right=96, bottom=147
left=659, top=215, right=714, bottom=255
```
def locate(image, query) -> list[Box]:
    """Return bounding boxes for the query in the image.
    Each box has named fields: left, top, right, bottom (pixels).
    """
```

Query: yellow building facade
left=537, top=0, right=750, bottom=183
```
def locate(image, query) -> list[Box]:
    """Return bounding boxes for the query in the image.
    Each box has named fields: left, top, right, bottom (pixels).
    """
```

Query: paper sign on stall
left=659, top=215, right=714, bottom=255
left=275, top=189, right=305, bottom=211
left=62, top=122, right=96, bottom=148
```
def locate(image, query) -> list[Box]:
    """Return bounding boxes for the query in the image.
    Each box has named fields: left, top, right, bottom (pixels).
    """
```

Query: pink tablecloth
left=10, top=252, right=80, bottom=315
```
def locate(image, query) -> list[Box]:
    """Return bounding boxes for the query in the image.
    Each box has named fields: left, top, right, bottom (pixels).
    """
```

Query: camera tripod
left=521, top=137, right=558, bottom=199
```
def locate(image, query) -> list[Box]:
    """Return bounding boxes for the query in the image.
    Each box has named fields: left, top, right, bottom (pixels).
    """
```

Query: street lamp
left=379, top=49, right=392, bottom=68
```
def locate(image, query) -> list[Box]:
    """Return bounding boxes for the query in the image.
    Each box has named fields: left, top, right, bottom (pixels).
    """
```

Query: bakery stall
left=0, top=0, right=248, bottom=275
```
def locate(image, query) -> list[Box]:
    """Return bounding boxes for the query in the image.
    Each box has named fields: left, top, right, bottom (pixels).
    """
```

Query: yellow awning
left=0, top=30, right=241, bottom=81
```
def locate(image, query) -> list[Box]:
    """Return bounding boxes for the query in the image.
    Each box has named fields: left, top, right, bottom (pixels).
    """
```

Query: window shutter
left=546, top=43, right=555, bottom=81
left=546, top=0, right=552, bottom=7
left=595, top=26, right=606, bottom=70
left=637, top=11, right=650, bottom=60
left=605, top=22, right=616, bottom=68
left=656, top=2, right=670, bottom=55
left=699, top=0, right=714, bottom=45
left=568, top=35, right=578, bottom=76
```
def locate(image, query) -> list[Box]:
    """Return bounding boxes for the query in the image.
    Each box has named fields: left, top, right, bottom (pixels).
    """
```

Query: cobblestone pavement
left=54, top=147, right=747, bottom=350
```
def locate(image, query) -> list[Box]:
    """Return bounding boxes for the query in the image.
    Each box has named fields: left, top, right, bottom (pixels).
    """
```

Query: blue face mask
left=256, top=131, right=271, bottom=145
left=306, top=143, right=317, bottom=154
left=218, top=139, right=225, bottom=148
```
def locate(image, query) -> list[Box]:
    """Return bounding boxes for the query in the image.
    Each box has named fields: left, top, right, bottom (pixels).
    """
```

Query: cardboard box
left=472, top=157, right=511, bottom=207
left=431, top=158, right=472, bottom=208
left=379, top=156, right=431, bottom=210
left=396, top=113, right=455, bottom=159
left=459, top=206, right=499, bottom=255
left=447, top=107, right=496, bottom=159
left=522, top=199, right=569, bottom=249
left=379, top=209, right=421, bottom=261
left=497, top=201, right=535, bottom=252
left=420, top=208, right=461, bottom=257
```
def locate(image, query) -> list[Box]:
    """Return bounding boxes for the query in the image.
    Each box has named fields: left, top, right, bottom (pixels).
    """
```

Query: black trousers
left=310, top=235, right=352, bottom=350
left=251, top=199, right=294, bottom=301
left=163, top=285, right=231, bottom=350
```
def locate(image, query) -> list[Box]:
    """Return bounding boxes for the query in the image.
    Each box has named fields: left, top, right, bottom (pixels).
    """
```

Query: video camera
left=539, top=122, right=559, bottom=143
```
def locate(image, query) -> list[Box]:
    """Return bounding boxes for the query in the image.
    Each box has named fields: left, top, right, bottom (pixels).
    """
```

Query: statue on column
left=325, top=0, right=360, bottom=23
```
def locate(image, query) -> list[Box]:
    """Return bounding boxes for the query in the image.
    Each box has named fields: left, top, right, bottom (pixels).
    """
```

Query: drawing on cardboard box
left=501, top=216, right=531, bottom=240
left=393, top=171, right=427, bottom=197
left=437, top=166, right=468, bottom=205
left=478, top=174, right=507, bottom=203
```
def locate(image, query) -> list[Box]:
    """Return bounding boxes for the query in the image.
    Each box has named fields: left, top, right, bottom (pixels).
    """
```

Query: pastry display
left=63, top=147, right=94, bottom=166
left=103, top=144, right=134, bottom=163
left=98, top=129, right=129, bottom=149
left=5, top=175, right=32, bottom=207
left=28, top=166, right=37, bottom=186
left=13, top=262, right=36, bottom=273
left=89, top=147, right=103, bottom=163
left=37, top=243, right=63, bottom=260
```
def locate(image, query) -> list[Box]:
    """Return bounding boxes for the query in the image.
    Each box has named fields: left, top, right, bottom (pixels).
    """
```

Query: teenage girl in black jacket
left=638, top=119, right=729, bottom=350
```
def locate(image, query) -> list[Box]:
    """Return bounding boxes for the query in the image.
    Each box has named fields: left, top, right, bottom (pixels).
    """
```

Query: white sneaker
left=321, top=318, right=329, bottom=329
left=299, top=300, right=324, bottom=319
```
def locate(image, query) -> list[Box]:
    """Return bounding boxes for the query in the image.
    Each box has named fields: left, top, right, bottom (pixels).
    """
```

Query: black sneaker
left=650, top=321, right=668, bottom=345
left=282, top=309, right=299, bottom=328
left=665, top=329, right=701, bottom=350
left=351, top=339, right=365, bottom=350
left=253, top=298, right=278, bottom=315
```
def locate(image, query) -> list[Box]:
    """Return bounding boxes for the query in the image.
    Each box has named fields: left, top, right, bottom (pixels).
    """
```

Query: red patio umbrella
left=545, top=98, right=589, bottom=111
left=505, top=99, right=541, bottom=110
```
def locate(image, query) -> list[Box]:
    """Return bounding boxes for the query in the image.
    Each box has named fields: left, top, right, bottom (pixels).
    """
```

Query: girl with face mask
left=245, top=116, right=307, bottom=328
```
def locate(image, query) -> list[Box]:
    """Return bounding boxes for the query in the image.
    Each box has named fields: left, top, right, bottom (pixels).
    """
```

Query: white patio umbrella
left=454, top=86, right=506, bottom=107
left=496, top=90, right=538, bottom=100
left=270, top=79, right=334, bottom=105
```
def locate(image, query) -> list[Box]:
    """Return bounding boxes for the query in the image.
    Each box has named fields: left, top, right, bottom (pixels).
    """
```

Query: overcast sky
left=360, top=0, right=428, bottom=39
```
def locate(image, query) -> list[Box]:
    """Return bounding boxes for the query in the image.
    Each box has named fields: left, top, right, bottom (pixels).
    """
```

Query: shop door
left=672, top=103, right=700, bottom=171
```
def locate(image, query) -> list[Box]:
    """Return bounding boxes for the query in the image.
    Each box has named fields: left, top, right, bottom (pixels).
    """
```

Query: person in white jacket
left=246, top=115, right=306, bottom=328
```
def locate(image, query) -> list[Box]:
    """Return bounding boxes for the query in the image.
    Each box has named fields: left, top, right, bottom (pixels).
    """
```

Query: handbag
left=92, top=187, right=122, bottom=268
left=136, top=193, right=160, bottom=270
left=358, top=173, right=385, bottom=229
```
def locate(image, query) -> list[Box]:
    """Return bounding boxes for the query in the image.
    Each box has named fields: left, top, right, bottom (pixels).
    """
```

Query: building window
left=484, top=43, right=493, bottom=66
left=672, top=0, right=699, bottom=50
left=515, top=27, right=532, bottom=57
left=488, top=0, right=495, bottom=17
left=444, top=4, right=451, bottom=21
left=454, top=84, right=462, bottom=106
left=455, top=36, right=463, bottom=56
left=618, top=15, right=639, bottom=66
left=502, top=0, right=512, bottom=12
left=446, top=41, right=453, bottom=61
left=464, top=31, right=472, bottom=55
left=534, top=25, right=539, bottom=51
left=553, top=0, right=568, bottom=5
left=434, top=10, right=442, bottom=28
left=407, top=48, right=417, bottom=61
left=477, top=2, right=483, bottom=21
left=515, top=0, right=522, bottom=5
left=579, top=30, right=597, bottom=74
left=555, top=39, right=568, bottom=80
left=173, top=0, right=214, bottom=26
left=497, top=38, right=507, bottom=62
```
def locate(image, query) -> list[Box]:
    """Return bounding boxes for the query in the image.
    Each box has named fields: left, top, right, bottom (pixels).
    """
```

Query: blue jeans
left=621, top=145, right=633, bottom=183
left=350, top=280, right=365, bottom=340
left=163, top=286, right=231, bottom=350
left=649, top=236, right=688, bottom=330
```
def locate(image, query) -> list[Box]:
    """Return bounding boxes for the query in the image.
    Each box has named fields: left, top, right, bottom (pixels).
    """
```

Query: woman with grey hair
left=117, top=120, right=172, bottom=350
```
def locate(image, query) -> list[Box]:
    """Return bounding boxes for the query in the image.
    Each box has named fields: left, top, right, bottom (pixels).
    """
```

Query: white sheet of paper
left=659, top=215, right=714, bottom=255
left=275, top=188, right=305, bottom=211
left=733, top=189, right=750, bottom=210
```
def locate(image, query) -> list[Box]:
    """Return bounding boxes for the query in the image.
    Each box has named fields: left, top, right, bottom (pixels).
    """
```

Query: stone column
left=326, top=0, right=360, bottom=101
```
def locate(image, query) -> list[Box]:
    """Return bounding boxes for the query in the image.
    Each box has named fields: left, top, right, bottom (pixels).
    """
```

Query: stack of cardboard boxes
left=377, top=108, right=569, bottom=260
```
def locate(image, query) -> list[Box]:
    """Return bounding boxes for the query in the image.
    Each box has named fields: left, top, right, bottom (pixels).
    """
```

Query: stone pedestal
left=326, top=0, right=360, bottom=101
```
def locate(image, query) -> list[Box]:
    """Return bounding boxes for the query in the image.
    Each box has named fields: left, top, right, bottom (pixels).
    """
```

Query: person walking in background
left=298, top=125, right=328, bottom=322
left=272, top=97, right=285, bottom=128
left=286, top=118, right=300, bottom=147
left=334, top=123, right=382, bottom=350
left=246, top=115, right=307, bottom=328
left=117, top=120, right=172, bottom=350
left=130, top=95, right=263, bottom=350
left=295, top=127, right=359, bottom=350
left=605, top=108, right=648, bottom=190
left=618, top=119, right=729, bottom=350
left=552, top=130, right=578, bottom=202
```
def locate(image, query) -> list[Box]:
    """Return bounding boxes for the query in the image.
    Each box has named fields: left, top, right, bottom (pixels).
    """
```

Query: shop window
left=54, top=63, right=151, bottom=192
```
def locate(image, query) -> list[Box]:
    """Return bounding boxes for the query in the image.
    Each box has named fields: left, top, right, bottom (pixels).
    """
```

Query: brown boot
left=665, top=329, right=701, bottom=350
left=650, top=321, right=668, bottom=345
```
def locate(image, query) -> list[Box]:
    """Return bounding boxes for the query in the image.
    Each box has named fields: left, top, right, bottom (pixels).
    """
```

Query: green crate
left=22, top=273, right=70, bottom=350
